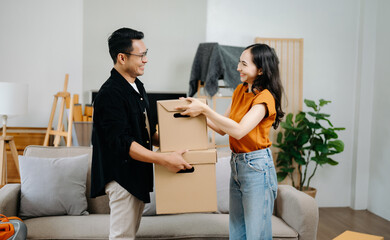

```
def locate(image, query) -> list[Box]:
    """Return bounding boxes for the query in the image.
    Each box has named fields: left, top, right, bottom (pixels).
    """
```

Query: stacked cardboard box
left=156, top=99, right=217, bottom=214
left=67, top=95, right=93, bottom=146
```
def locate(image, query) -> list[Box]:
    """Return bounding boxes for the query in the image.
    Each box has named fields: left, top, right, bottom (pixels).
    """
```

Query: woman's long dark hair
left=245, top=43, right=285, bottom=129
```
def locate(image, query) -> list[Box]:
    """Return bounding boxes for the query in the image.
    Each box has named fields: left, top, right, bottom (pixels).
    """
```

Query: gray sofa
left=0, top=146, right=318, bottom=240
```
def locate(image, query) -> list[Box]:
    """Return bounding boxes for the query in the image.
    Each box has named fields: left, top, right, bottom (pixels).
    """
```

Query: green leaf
left=276, top=159, right=291, bottom=167
left=327, top=158, right=339, bottom=165
left=333, top=127, right=346, bottom=131
left=277, top=162, right=290, bottom=168
left=276, top=151, right=287, bottom=159
left=311, top=156, right=320, bottom=163
left=308, top=113, right=333, bottom=127
left=295, top=112, right=306, bottom=122
left=297, top=132, right=310, bottom=145
left=319, top=99, right=331, bottom=107
left=304, top=99, right=317, bottom=111
left=315, top=112, right=331, bottom=119
left=284, top=136, right=295, bottom=143
left=285, top=113, right=293, bottom=126
left=326, top=150, right=339, bottom=156
left=315, top=144, right=329, bottom=153
left=273, top=143, right=282, bottom=148
left=302, top=146, right=311, bottom=151
left=307, top=122, right=322, bottom=129
left=276, top=158, right=286, bottom=167
left=311, top=155, right=328, bottom=165
left=328, top=140, right=344, bottom=152
left=277, top=132, right=283, bottom=144
left=276, top=152, right=292, bottom=165
left=310, top=137, right=324, bottom=148
left=324, top=118, right=333, bottom=127
left=291, top=148, right=302, bottom=158
left=281, top=122, right=295, bottom=130
left=277, top=172, right=288, bottom=182
left=308, top=112, right=330, bottom=119
left=295, top=156, right=306, bottom=165
left=281, top=167, right=295, bottom=173
left=322, top=129, right=338, bottom=139
left=297, top=120, right=307, bottom=128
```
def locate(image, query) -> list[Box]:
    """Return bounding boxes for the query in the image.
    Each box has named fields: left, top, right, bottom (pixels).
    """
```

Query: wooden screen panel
left=255, top=37, right=304, bottom=186
left=255, top=37, right=303, bottom=115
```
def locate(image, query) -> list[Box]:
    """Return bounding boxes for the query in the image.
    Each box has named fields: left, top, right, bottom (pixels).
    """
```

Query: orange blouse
left=229, top=83, right=276, bottom=153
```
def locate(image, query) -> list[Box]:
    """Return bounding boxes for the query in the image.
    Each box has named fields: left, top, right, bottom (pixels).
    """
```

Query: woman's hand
left=175, top=97, right=208, bottom=117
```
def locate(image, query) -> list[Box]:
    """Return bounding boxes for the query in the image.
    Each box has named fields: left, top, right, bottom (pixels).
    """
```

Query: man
left=91, top=27, right=192, bottom=240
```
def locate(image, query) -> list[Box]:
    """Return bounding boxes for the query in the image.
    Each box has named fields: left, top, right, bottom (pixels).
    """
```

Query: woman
left=177, top=43, right=285, bottom=239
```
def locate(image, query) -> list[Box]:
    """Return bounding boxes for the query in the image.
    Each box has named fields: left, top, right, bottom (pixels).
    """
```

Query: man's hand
left=161, top=149, right=192, bottom=173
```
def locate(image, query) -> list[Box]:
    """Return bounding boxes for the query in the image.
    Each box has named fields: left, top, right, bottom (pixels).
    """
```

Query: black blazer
left=90, top=68, right=156, bottom=203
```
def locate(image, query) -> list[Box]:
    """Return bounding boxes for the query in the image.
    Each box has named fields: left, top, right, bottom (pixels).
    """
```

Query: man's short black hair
left=108, top=27, right=144, bottom=64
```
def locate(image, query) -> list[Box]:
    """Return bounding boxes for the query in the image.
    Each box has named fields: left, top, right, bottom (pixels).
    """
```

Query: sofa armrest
left=275, top=185, right=319, bottom=240
left=0, top=184, right=21, bottom=216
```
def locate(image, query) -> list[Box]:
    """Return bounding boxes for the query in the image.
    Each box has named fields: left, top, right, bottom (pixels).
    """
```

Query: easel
left=0, top=121, right=20, bottom=185
left=43, top=74, right=74, bottom=147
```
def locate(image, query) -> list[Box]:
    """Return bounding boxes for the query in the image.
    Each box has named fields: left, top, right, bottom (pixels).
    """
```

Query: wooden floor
left=318, top=207, right=390, bottom=240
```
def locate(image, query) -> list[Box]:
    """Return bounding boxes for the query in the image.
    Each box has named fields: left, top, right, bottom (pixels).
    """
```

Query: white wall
left=206, top=0, right=359, bottom=207
left=0, top=0, right=83, bottom=127
left=367, top=0, right=390, bottom=221
left=82, top=0, right=207, bottom=104
left=350, top=0, right=376, bottom=211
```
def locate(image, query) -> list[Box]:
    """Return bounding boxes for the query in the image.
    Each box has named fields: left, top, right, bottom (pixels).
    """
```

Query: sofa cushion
left=23, top=214, right=297, bottom=240
left=142, top=191, right=156, bottom=216
left=24, top=215, right=109, bottom=240
left=216, top=152, right=231, bottom=213
left=272, top=217, right=299, bottom=239
left=19, top=154, right=89, bottom=218
left=23, top=214, right=228, bottom=240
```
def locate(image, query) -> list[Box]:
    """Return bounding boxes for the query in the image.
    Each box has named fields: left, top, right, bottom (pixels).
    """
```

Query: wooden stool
left=0, top=127, right=19, bottom=185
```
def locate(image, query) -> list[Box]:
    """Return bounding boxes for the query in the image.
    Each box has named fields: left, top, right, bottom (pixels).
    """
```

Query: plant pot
left=300, top=187, right=317, bottom=198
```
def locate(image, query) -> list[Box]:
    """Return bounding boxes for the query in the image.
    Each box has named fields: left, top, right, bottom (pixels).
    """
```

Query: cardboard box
left=333, top=231, right=384, bottom=240
left=157, top=99, right=208, bottom=152
left=73, top=122, right=92, bottom=146
left=155, top=149, right=217, bottom=214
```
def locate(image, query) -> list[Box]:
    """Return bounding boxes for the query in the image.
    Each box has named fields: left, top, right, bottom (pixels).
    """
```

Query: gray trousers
left=105, top=181, right=145, bottom=240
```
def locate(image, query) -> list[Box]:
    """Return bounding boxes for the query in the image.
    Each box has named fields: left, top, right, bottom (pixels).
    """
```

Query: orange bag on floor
left=0, top=214, right=27, bottom=240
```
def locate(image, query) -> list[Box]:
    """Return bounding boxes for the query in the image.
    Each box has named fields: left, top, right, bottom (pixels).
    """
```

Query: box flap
left=183, top=149, right=216, bottom=165
left=157, top=98, right=206, bottom=112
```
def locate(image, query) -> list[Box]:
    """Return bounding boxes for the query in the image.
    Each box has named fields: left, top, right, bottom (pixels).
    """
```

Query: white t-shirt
left=129, top=82, right=140, bottom=93
left=129, top=81, right=151, bottom=141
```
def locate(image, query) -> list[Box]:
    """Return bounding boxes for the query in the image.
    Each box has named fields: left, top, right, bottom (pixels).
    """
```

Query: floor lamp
left=0, top=82, right=28, bottom=185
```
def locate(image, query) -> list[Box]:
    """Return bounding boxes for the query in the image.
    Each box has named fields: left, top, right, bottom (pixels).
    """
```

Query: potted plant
left=274, top=99, right=345, bottom=198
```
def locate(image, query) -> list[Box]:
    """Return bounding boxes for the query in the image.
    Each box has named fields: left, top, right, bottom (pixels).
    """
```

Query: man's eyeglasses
left=122, top=49, right=148, bottom=60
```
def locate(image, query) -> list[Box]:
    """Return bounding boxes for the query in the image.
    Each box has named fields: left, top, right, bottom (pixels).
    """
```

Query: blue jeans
left=229, top=148, right=278, bottom=240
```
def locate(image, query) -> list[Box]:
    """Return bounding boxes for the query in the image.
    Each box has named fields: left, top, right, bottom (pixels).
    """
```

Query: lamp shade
left=0, top=82, right=28, bottom=116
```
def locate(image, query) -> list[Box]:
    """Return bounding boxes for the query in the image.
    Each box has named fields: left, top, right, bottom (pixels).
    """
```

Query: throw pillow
left=19, top=154, right=89, bottom=218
